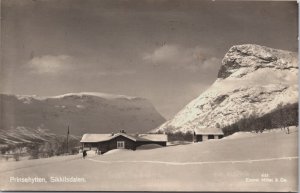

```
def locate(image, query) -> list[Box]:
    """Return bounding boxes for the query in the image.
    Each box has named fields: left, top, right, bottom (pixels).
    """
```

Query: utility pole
left=66, top=125, right=69, bottom=154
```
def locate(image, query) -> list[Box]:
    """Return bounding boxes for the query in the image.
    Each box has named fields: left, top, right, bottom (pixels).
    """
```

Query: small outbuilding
left=193, top=127, right=224, bottom=142
left=80, top=130, right=167, bottom=154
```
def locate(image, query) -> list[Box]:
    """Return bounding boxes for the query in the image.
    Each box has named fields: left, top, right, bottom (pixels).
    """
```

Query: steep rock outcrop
left=153, top=44, right=298, bottom=133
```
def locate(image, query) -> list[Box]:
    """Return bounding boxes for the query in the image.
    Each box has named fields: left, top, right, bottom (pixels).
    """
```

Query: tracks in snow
left=87, top=156, right=298, bottom=165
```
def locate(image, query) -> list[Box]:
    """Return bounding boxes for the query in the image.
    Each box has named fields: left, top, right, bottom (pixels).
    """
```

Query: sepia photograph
left=0, top=0, right=298, bottom=192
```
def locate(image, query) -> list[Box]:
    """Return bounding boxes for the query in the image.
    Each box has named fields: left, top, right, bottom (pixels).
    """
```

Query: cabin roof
left=80, top=133, right=136, bottom=143
left=135, top=134, right=168, bottom=142
left=80, top=133, right=168, bottom=143
left=194, top=127, right=224, bottom=135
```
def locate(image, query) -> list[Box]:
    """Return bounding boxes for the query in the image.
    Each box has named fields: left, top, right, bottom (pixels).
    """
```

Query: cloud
left=201, top=57, right=221, bottom=70
left=143, top=45, right=221, bottom=71
left=97, top=70, right=136, bottom=76
left=26, top=55, right=73, bottom=74
left=143, top=45, right=180, bottom=64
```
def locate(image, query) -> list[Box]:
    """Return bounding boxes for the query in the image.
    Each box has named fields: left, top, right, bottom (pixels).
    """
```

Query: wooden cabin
left=193, top=127, right=224, bottom=142
left=80, top=130, right=167, bottom=154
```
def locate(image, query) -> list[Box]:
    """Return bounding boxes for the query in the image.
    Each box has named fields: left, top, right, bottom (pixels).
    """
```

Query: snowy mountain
left=153, top=44, right=298, bottom=133
left=0, top=92, right=166, bottom=137
left=0, top=127, right=57, bottom=145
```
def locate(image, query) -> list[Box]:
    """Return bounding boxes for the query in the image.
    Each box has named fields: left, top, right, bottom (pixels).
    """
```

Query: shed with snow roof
left=193, top=127, right=224, bottom=142
left=80, top=130, right=167, bottom=154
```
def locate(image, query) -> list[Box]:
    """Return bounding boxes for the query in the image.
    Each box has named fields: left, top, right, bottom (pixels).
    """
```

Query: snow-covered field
left=0, top=128, right=297, bottom=191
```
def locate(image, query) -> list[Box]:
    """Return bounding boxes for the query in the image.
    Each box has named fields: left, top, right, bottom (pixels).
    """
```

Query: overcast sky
left=1, top=0, right=298, bottom=119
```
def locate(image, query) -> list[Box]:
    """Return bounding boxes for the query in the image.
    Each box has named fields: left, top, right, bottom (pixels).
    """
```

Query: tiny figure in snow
left=83, top=150, right=87, bottom=159
left=286, top=127, right=290, bottom=134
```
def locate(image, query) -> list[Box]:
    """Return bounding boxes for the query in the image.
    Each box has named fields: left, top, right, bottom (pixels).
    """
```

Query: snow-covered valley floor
left=0, top=127, right=298, bottom=191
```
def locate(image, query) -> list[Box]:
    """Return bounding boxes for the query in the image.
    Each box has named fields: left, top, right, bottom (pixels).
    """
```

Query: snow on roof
left=80, top=134, right=113, bottom=143
left=80, top=133, right=167, bottom=143
left=80, top=133, right=137, bottom=143
left=194, top=127, right=224, bottom=135
left=136, top=134, right=168, bottom=142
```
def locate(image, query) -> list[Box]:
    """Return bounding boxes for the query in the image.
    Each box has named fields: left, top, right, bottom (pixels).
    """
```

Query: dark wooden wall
left=108, top=135, right=136, bottom=151
left=194, top=135, right=203, bottom=142
left=194, top=134, right=224, bottom=142
left=82, top=135, right=167, bottom=154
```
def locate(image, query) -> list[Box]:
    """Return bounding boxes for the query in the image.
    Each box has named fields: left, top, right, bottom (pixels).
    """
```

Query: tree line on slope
left=222, top=103, right=298, bottom=136
left=0, top=136, right=80, bottom=161
left=157, top=102, right=298, bottom=141
left=155, top=129, right=194, bottom=142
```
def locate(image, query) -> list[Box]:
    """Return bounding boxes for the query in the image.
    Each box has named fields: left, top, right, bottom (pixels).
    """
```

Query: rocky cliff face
left=0, top=92, right=166, bottom=137
left=218, top=44, right=297, bottom=79
left=153, top=44, right=298, bottom=133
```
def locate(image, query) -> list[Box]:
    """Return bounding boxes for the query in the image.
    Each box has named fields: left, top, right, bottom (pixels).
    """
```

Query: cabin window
left=197, top=135, right=203, bottom=142
left=117, top=141, right=125, bottom=149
